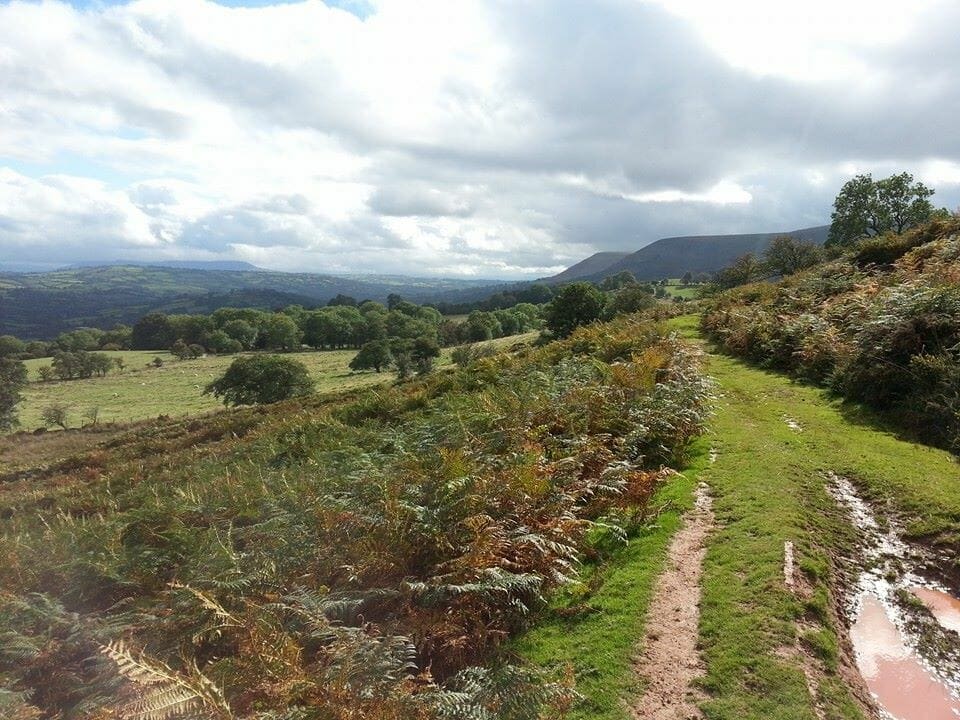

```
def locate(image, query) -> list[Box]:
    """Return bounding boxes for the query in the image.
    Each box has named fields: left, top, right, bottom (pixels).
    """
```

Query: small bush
left=41, top=403, right=70, bottom=430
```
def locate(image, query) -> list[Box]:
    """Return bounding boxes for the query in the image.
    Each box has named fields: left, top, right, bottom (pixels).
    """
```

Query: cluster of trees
left=429, top=282, right=556, bottom=315
left=540, top=279, right=663, bottom=338
left=349, top=336, right=441, bottom=377
left=126, top=298, right=541, bottom=357
left=0, top=326, right=133, bottom=361
left=41, top=350, right=118, bottom=381
left=711, top=236, right=825, bottom=290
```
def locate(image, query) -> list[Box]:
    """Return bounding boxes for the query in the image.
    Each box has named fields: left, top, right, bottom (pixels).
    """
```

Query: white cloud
left=0, top=168, right=158, bottom=252
left=645, top=0, right=940, bottom=84
left=0, top=0, right=959, bottom=277
left=559, top=174, right=752, bottom=205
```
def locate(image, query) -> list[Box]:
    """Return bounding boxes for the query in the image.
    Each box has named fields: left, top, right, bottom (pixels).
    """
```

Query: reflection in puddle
left=851, top=594, right=960, bottom=719
left=912, top=587, right=960, bottom=635
left=827, top=473, right=960, bottom=719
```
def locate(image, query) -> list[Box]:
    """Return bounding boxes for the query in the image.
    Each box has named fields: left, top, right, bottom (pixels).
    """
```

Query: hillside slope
left=544, top=251, right=629, bottom=282
left=703, top=218, right=960, bottom=452
left=0, top=316, right=710, bottom=719
left=66, top=260, right=264, bottom=272
left=544, top=225, right=829, bottom=282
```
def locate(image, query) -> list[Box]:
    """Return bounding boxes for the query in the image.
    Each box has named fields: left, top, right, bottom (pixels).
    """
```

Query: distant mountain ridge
left=546, top=251, right=629, bottom=282
left=65, top=260, right=264, bottom=272
left=544, top=225, right=830, bottom=283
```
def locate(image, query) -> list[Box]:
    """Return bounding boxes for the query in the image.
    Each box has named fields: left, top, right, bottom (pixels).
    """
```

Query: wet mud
left=827, top=473, right=960, bottom=720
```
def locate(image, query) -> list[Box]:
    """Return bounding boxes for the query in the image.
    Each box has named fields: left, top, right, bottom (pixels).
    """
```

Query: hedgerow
left=703, top=217, right=960, bottom=451
left=0, top=313, right=710, bottom=719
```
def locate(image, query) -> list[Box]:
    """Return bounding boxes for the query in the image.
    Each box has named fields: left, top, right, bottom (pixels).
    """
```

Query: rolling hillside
left=544, top=225, right=829, bottom=283
left=0, top=265, right=499, bottom=339
left=545, top=251, right=629, bottom=282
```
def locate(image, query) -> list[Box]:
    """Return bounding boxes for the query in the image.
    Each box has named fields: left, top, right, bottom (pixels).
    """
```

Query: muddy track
left=827, top=473, right=960, bottom=718
left=632, top=482, right=713, bottom=719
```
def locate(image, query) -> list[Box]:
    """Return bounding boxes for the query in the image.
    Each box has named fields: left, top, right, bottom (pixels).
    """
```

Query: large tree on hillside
left=349, top=339, right=393, bottom=373
left=827, top=172, right=936, bottom=247
left=205, top=355, right=314, bottom=406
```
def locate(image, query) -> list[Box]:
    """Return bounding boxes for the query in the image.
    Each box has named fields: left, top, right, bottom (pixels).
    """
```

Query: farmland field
left=14, top=333, right=536, bottom=431
left=663, top=280, right=701, bottom=299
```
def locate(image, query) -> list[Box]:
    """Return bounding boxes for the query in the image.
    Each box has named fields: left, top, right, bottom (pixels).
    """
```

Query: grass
left=664, top=314, right=960, bottom=719
left=23, top=350, right=164, bottom=380
left=513, top=445, right=708, bottom=720
left=14, top=333, right=537, bottom=432
left=0, top=425, right=129, bottom=475
left=17, top=350, right=385, bottom=431
left=662, top=281, right=702, bottom=300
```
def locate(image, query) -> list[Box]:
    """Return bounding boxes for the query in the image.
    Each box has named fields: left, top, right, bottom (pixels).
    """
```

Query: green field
left=15, top=334, right=536, bottom=431
left=663, top=280, right=702, bottom=299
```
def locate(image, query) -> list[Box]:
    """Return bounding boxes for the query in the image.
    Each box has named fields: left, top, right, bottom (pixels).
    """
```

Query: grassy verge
left=512, top=441, right=709, bottom=720
left=664, top=314, right=960, bottom=719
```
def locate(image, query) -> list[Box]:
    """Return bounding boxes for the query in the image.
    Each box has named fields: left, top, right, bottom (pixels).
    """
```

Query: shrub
left=451, top=343, right=497, bottom=366
left=41, top=403, right=70, bottom=430
left=544, top=282, right=605, bottom=338
left=703, top=218, right=960, bottom=451
left=0, top=312, right=711, bottom=719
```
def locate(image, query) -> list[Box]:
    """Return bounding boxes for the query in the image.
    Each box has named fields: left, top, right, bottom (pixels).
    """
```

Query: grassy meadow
left=14, top=333, right=536, bottom=431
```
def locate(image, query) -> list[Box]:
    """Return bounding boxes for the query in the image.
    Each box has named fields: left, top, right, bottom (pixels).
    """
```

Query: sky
left=1, top=0, right=959, bottom=277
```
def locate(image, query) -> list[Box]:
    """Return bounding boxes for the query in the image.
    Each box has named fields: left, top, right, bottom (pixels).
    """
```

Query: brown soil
left=632, top=482, right=714, bottom=719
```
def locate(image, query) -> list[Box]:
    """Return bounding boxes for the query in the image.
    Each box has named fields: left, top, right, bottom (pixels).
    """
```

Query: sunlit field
left=15, top=334, right=536, bottom=431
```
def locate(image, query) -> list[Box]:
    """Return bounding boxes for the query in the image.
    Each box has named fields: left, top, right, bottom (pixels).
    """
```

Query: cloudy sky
left=1, top=0, right=959, bottom=277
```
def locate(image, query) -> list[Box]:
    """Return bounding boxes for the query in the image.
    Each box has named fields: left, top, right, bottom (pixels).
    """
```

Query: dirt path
left=656, top=314, right=960, bottom=719
left=632, top=482, right=714, bottom=719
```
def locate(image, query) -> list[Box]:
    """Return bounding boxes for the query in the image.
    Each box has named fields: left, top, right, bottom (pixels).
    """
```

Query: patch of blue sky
left=57, top=0, right=373, bottom=19
left=2, top=151, right=137, bottom=189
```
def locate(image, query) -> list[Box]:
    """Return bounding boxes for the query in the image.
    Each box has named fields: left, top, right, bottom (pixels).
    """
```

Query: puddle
left=826, top=473, right=960, bottom=719
left=912, top=587, right=960, bottom=635
left=852, top=594, right=960, bottom=719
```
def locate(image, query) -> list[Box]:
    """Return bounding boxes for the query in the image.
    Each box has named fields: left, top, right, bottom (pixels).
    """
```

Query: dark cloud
left=368, top=184, right=474, bottom=217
